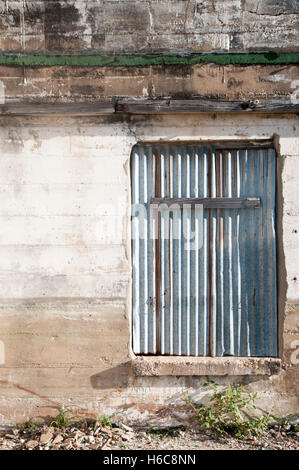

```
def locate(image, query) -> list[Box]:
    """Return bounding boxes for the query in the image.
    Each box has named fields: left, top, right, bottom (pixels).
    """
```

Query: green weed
left=185, top=380, right=270, bottom=439
left=49, top=409, right=71, bottom=429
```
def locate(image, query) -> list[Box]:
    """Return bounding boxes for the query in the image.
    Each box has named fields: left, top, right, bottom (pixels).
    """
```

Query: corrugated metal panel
left=132, top=144, right=277, bottom=357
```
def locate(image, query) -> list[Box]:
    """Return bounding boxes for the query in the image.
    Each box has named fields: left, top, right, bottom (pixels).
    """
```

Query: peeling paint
left=0, top=52, right=297, bottom=67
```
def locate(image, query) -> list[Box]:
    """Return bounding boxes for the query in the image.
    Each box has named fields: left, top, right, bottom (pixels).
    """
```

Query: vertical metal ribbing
left=178, top=146, right=183, bottom=355
left=168, top=146, right=174, bottom=355
left=233, top=150, right=242, bottom=356
left=264, top=148, right=277, bottom=356
left=171, top=145, right=178, bottom=355
left=191, top=146, right=198, bottom=356
left=201, top=148, right=209, bottom=356
left=139, top=145, right=145, bottom=353
left=209, top=151, right=222, bottom=356
left=142, top=146, right=148, bottom=354
left=263, top=149, right=270, bottom=355
left=181, top=146, right=187, bottom=355
left=160, top=147, right=168, bottom=354
left=269, top=149, right=278, bottom=356
left=258, top=149, right=265, bottom=356
left=161, top=145, right=171, bottom=355
left=247, top=149, right=255, bottom=356
left=251, top=149, right=261, bottom=356
left=185, top=146, right=191, bottom=355
left=132, top=147, right=140, bottom=353
left=147, top=146, right=156, bottom=353
left=215, top=150, right=225, bottom=357
left=221, top=150, right=234, bottom=356
left=172, top=145, right=181, bottom=355
left=229, top=151, right=235, bottom=354
left=240, top=149, right=250, bottom=355
left=132, top=143, right=277, bottom=358
left=154, top=149, right=161, bottom=353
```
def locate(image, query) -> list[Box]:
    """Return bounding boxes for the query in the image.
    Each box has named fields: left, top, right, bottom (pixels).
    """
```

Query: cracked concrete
left=0, top=1, right=297, bottom=54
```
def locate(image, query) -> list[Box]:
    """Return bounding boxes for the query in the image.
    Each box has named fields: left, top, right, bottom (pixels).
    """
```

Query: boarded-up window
left=131, top=143, right=277, bottom=357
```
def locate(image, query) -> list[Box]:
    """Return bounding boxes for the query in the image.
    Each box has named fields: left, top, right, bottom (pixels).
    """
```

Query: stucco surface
left=0, top=113, right=297, bottom=425
left=0, top=1, right=298, bottom=55
left=0, top=63, right=298, bottom=104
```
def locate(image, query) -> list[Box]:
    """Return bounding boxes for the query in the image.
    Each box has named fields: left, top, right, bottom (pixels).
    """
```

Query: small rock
left=121, top=432, right=135, bottom=442
left=52, top=434, right=64, bottom=445
left=62, top=437, right=74, bottom=448
left=40, top=431, right=53, bottom=445
left=120, top=423, right=134, bottom=433
left=287, top=414, right=299, bottom=426
left=25, top=440, right=38, bottom=449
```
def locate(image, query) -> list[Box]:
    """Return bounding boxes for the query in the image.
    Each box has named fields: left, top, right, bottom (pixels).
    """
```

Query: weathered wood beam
left=151, top=197, right=261, bottom=209
left=0, top=102, right=115, bottom=116
left=116, top=99, right=299, bottom=114
left=0, top=99, right=297, bottom=116
left=142, top=140, right=274, bottom=149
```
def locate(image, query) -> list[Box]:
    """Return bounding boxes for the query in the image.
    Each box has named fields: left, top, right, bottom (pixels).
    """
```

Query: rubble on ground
left=0, top=418, right=298, bottom=450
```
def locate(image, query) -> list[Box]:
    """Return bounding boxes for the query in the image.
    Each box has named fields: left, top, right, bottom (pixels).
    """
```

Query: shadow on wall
left=89, top=366, right=279, bottom=421
left=90, top=362, right=131, bottom=390
left=90, top=361, right=266, bottom=390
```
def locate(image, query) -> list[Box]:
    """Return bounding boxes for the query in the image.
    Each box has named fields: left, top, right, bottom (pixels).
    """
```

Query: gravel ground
left=0, top=419, right=298, bottom=451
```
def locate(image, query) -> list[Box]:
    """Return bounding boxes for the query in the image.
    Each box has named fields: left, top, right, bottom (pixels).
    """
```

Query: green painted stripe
left=0, top=52, right=298, bottom=67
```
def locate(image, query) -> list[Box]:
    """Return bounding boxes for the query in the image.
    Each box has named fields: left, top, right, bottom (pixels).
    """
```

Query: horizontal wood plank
left=0, top=99, right=297, bottom=116
left=0, top=102, right=115, bottom=116
left=116, top=99, right=299, bottom=114
left=139, top=140, right=274, bottom=149
left=151, top=197, right=261, bottom=208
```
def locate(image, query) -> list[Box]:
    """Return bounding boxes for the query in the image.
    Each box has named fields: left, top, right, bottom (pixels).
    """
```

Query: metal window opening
left=131, top=143, right=277, bottom=357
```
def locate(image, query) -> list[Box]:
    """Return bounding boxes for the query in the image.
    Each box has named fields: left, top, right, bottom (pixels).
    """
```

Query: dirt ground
left=0, top=419, right=298, bottom=451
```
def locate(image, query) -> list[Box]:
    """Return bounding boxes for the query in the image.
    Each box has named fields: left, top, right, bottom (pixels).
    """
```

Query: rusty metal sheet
left=131, top=143, right=277, bottom=357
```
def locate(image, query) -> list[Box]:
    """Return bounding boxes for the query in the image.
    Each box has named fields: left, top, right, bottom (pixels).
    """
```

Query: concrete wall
left=0, top=63, right=298, bottom=103
left=0, top=113, right=298, bottom=426
left=0, top=0, right=298, bottom=54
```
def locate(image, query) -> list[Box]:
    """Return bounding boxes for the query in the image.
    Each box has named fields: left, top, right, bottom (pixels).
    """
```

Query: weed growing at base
left=185, top=380, right=270, bottom=438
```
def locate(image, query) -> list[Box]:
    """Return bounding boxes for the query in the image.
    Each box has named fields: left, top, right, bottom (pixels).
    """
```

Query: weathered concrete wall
left=0, top=113, right=298, bottom=426
left=0, top=63, right=298, bottom=103
left=0, top=0, right=298, bottom=54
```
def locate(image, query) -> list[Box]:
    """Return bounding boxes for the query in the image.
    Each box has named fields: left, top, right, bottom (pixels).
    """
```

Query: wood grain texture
left=0, top=99, right=298, bottom=115
left=116, top=99, right=299, bottom=114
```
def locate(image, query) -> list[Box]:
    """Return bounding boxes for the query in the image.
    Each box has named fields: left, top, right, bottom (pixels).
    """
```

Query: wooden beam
left=140, top=139, right=274, bottom=149
left=151, top=197, right=261, bottom=209
left=0, top=99, right=297, bottom=116
left=0, top=102, right=115, bottom=116
left=116, top=99, right=299, bottom=114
